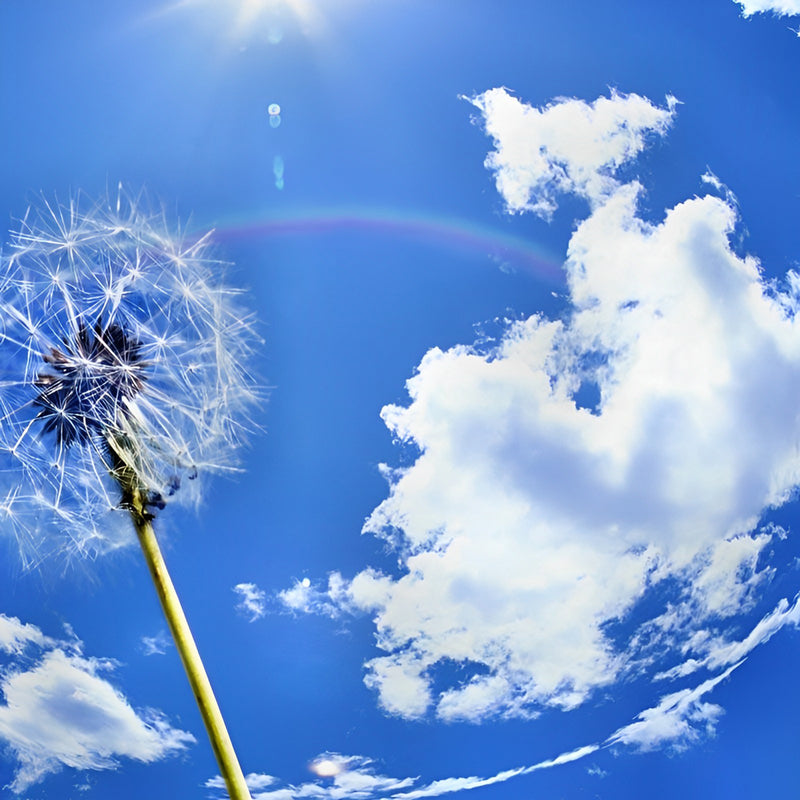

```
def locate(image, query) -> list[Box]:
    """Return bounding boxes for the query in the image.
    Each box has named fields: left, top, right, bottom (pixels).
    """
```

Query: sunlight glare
left=142, top=0, right=330, bottom=43
left=310, top=758, right=343, bottom=778
left=228, top=0, right=320, bottom=33
left=213, top=0, right=330, bottom=42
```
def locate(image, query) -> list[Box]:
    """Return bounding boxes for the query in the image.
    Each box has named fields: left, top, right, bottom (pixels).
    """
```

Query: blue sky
left=1, top=0, right=800, bottom=798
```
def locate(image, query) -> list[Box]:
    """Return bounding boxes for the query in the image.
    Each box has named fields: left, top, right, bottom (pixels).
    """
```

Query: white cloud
left=283, top=88, right=800, bottom=725
left=0, top=614, right=49, bottom=654
left=391, top=744, right=599, bottom=800
left=607, top=663, right=741, bottom=751
left=465, top=88, right=676, bottom=217
left=586, top=764, right=607, bottom=778
left=234, top=582, right=267, bottom=621
left=363, top=652, right=432, bottom=719
left=389, top=768, right=527, bottom=800
left=206, top=745, right=600, bottom=800
left=0, top=615, right=194, bottom=792
left=656, top=593, right=800, bottom=680
left=222, top=657, right=741, bottom=800
left=206, top=755, right=414, bottom=800
left=393, top=664, right=741, bottom=798
left=277, top=574, right=351, bottom=618
left=141, top=631, right=171, bottom=656
left=700, top=169, right=739, bottom=207
left=205, top=772, right=279, bottom=793
left=232, top=670, right=739, bottom=800
left=733, top=0, right=800, bottom=18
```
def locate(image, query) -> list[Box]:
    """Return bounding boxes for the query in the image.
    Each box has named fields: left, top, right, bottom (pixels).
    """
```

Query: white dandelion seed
left=0, top=185, right=261, bottom=567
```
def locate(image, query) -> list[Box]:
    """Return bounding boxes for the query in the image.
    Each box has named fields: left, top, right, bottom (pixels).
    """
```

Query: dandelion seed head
left=0, top=186, right=262, bottom=567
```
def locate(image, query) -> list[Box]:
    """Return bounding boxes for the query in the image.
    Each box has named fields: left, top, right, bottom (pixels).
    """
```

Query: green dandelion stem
left=133, top=515, right=252, bottom=800
left=112, top=441, right=252, bottom=800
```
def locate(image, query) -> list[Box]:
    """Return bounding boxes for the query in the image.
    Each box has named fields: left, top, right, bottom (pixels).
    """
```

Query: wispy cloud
left=141, top=631, right=171, bottom=656
left=390, top=660, right=744, bottom=798
left=278, top=573, right=352, bottom=618
left=206, top=754, right=415, bottom=800
left=0, top=614, right=193, bottom=792
left=586, top=764, right=607, bottom=778
left=655, top=593, right=800, bottom=680
left=234, top=582, right=268, bottom=621
left=607, top=663, right=741, bottom=750
left=390, top=744, right=599, bottom=800
left=217, top=650, right=752, bottom=800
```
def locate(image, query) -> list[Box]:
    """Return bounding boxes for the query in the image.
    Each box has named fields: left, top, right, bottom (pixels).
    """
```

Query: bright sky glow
left=309, top=758, right=342, bottom=777
left=146, top=0, right=330, bottom=42
left=220, top=0, right=321, bottom=35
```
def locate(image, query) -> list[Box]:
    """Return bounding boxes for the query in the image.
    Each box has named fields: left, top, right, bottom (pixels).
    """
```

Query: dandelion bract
left=0, top=186, right=261, bottom=567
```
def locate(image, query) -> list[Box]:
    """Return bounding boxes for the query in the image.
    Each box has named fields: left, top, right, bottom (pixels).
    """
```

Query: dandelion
left=0, top=185, right=261, bottom=800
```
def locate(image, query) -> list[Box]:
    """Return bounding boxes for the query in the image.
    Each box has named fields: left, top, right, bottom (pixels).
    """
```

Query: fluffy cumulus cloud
left=732, top=0, right=800, bottom=17
left=465, top=88, right=676, bottom=218
left=0, top=614, right=193, bottom=792
left=279, top=88, right=800, bottom=734
left=345, top=173, right=800, bottom=717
